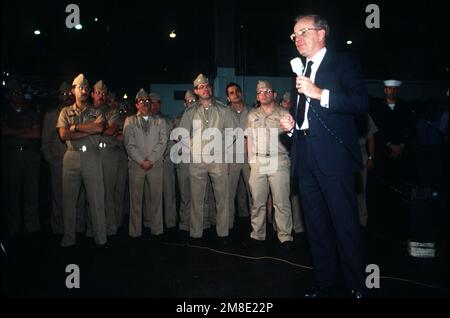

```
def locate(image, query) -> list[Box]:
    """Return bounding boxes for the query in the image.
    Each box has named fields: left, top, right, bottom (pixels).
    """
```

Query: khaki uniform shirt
left=247, top=106, right=290, bottom=158
left=56, top=103, right=105, bottom=150
left=123, top=112, right=168, bottom=166
left=179, top=99, right=238, bottom=156
left=98, top=105, right=121, bottom=147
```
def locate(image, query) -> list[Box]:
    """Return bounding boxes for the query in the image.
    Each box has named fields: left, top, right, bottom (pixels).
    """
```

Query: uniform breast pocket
left=68, top=114, right=77, bottom=125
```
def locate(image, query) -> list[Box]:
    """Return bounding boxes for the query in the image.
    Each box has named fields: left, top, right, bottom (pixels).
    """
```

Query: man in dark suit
left=280, top=14, right=368, bottom=298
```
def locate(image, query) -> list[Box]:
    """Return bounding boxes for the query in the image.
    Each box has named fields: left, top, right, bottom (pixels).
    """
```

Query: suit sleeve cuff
left=320, top=89, right=330, bottom=108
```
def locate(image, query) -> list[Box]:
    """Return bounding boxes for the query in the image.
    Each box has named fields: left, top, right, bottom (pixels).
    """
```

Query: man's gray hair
left=295, top=14, right=330, bottom=38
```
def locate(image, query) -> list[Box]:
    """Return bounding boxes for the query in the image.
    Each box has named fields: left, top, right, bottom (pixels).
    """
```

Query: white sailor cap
left=384, top=80, right=402, bottom=87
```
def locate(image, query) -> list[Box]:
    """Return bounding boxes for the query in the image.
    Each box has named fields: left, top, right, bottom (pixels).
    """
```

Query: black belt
left=98, top=142, right=124, bottom=150
left=255, top=153, right=272, bottom=157
left=298, top=129, right=310, bottom=136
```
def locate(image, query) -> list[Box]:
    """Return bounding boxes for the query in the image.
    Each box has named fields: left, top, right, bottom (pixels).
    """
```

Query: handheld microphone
left=290, top=57, right=304, bottom=76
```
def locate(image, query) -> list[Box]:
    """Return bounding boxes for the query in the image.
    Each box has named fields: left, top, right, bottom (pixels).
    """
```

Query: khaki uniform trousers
left=61, top=150, right=106, bottom=246
left=99, top=147, right=124, bottom=235
left=163, top=158, right=177, bottom=228
left=128, top=161, right=163, bottom=237
left=176, top=163, right=212, bottom=231
left=114, top=149, right=128, bottom=229
left=228, top=163, right=251, bottom=228
left=189, top=162, right=229, bottom=238
left=249, top=156, right=293, bottom=243
left=49, top=159, right=86, bottom=234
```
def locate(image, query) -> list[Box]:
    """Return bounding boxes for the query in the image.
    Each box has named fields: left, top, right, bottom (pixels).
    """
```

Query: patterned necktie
left=296, top=60, right=314, bottom=127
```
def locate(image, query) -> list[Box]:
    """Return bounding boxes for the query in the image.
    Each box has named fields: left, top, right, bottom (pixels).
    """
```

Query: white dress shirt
left=296, top=47, right=330, bottom=130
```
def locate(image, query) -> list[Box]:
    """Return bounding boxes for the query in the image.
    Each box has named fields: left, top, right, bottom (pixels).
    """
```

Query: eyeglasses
left=75, top=85, right=90, bottom=92
left=94, top=91, right=107, bottom=96
left=137, top=99, right=150, bottom=105
left=62, top=92, right=73, bottom=96
left=196, top=84, right=211, bottom=90
left=290, top=27, right=322, bottom=42
left=257, top=89, right=273, bottom=95
left=185, top=99, right=196, bottom=104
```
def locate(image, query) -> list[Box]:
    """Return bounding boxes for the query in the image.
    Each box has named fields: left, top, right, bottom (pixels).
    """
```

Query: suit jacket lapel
left=314, top=50, right=331, bottom=87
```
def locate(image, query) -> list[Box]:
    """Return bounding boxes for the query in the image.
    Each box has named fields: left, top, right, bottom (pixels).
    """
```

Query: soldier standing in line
left=124, top=89, right=167, bottom=238
left=178, top=74, right=237, bottom=244
left=107, top=91, right=129, bottom=230
left=42, top=82, right=76, bottom=235
left=225, top=82, right=252, bottom=230
left=1, top=79, right=42, bottom=238
left=246, top=81, right=293, bottom=248
left=57, top=74, right=107, bottom=247
left=90, top=81, right=122, bottom=237
left=149, top=92, right=177, bottom=231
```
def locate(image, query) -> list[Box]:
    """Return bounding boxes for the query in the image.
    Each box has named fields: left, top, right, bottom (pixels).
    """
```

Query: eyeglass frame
left=290, top=27, right=323, bottom=42
left=256, top=89, right=274, bottom=95
left=137, top=99, right=150, bottom=105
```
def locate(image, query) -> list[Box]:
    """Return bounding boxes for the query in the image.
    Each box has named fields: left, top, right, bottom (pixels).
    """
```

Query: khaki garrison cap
left=256, top=80, right=273, bottom=91
left=282, top=91, right=291, bottom=101
left=185, top=90, right=196, bottom=100
left=149, top=92, right=161, bottom=102
left=94, top=80, right=108, bottom=92
left=136, top=88, right=149, bottom=100
left=72, top=73, right=89, bottom=86
left=193, top=73, right=209, bottom=88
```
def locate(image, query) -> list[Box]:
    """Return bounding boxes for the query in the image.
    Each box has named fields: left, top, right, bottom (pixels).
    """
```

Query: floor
left=1, top=211, right=448, bottom=300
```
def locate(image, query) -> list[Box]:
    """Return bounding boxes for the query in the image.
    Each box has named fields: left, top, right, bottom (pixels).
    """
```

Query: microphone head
left=290, top=57, right=304, bottom=76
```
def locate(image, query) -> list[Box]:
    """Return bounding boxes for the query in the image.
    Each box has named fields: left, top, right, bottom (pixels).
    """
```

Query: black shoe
left=304, top=286, right=334, bottom=298
left=177, top=230, right=189, bottom=244
left=280, top=241, right=294, bottom=251
left=216, top=236, right=230, bottom=247
left=188, top=237, right=204, bottom=246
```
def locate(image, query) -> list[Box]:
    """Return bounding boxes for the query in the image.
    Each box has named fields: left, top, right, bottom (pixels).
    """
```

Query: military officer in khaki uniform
left=149, top=92, right=177, bottom=230
left=225, top=82, right=252, bottom=229
left=179, top=74, right=237, bottom=242
left=246, top=81, right=293, bottom=245
left=124, top=89, right=167, bottom=238
left=41, top=82, right=85, bottom=234
left=57, top=74, right=107, bottom=247
left=89, top=80, right=122, bottom=236
left=174, top=90, right=196, bottom=233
